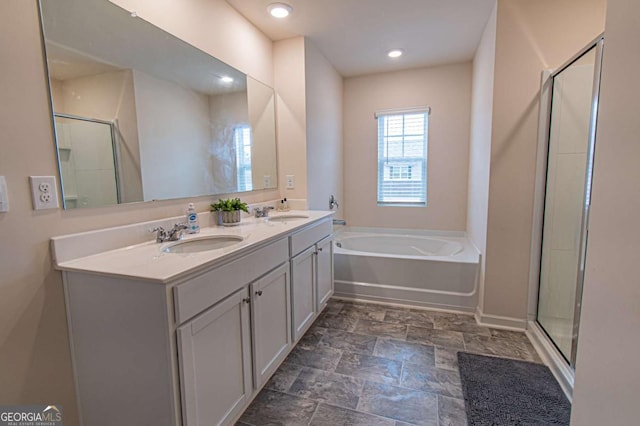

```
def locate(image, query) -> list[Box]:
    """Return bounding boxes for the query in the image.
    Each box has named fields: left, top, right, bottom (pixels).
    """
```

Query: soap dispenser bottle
left=186, top=203, right=200, bottom=234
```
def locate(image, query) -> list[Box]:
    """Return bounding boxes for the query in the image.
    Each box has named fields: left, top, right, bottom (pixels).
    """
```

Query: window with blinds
left=234, top=126, right=253, bottom=192
left=377, top=111, right=428, bottom=205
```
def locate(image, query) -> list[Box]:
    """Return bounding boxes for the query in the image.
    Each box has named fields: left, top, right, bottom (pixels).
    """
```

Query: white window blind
left=377, top=111, right=428, bottom=205
left=234, top=126, right=253, bottom=192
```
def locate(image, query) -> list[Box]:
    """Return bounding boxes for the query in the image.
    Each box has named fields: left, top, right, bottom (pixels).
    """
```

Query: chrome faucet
left=152, top=223, right=188, bottom=243
left=254, top=206, right=275, bottom=218
left=168, top=223, right=188, bottom=241
left=329, top=194, right=339, bottom=210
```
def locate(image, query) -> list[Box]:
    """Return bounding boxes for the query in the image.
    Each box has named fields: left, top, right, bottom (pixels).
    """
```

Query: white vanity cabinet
left=289, top=220, right=334, bottom=341
left=62, top=272, right=182, bottom=426
left=291, top=246, right=317, bottom=340
left=177, top=287, right=253, bottom=426
left=174, top=237, right=290, bottom=426
left=177, top=262, right=291, bottom=426
left=250, top=262, right=291, bottom=388
left=316, top=236, right=334, bottom=311
left=56, top=213, right=334, bottom=426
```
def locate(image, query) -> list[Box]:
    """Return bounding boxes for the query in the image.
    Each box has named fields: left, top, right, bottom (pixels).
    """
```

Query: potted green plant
left=210, top=197, right=249, bottom=226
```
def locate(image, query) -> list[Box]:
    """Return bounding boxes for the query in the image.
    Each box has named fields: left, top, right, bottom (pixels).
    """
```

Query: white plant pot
left=217, top=210, right=241, bottom=226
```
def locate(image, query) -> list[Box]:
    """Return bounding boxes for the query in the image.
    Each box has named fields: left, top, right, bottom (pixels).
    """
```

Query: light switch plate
left=30, top=176, right=59, bottom=210
left=286, top=175, right=295, bottom=189
left=0, top=176, right=8, bottom=212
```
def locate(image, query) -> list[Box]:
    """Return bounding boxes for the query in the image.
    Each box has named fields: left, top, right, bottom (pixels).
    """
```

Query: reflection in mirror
left=39, top=0, right=278, bottom=209
left=55, top=114, right=121, bottom=208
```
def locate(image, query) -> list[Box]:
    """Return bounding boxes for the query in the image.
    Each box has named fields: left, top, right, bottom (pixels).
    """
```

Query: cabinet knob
left=255, top=290, right=263, bottom=296
left=317, top=247, right=323, bottom=252
left=243, top=297, right=251, bottom=304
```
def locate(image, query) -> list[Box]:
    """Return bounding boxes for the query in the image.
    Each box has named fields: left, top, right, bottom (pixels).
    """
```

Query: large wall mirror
left=39, top=0, right=278, bottom=209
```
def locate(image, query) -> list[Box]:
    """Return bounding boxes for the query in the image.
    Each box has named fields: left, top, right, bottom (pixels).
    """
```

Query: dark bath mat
left=457, top=352, right=570, bottom=425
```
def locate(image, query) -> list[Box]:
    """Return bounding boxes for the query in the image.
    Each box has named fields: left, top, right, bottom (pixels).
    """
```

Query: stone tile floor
left=237, top=299, right=542, bottom=426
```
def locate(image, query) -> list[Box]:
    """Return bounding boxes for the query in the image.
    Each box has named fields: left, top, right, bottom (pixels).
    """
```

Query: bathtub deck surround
left=334, top=227, right=480, bottom=312
left=51, top=209, right=335, bottom=426
left=239, top=298, right=542, bottom=425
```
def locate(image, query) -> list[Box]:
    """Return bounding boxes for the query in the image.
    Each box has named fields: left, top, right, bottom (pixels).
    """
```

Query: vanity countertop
left=52, top=210, right=334, bottom=284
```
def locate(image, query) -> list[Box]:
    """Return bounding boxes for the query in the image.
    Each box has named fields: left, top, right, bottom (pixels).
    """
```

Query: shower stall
left=54, top=114, right=121, bottom=209
left=529, top=35, right=604, bottom=395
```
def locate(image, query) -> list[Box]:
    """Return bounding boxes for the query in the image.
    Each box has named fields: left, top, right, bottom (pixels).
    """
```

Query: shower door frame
left=527, top=34, right=604, bottom=395
left=53, top=113, right=123, bottom=208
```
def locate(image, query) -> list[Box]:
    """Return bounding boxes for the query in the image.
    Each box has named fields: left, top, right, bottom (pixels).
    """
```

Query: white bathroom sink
left=163, top=235, right=244, bottom=254
left=265, top=214, right=310, bottom=223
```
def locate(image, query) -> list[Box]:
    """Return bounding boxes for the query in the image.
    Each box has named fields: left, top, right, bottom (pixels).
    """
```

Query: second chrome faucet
left=254, top=206, right=275, bottom=218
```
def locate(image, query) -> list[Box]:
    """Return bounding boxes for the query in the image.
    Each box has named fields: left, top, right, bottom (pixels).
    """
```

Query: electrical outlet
left=286, top=175, right=295, bottom=189
left=263, top=175, right=271, bottom=188
left=30, top=176, right=59, bottom=210
left=39, top=182, right=51, bottom=193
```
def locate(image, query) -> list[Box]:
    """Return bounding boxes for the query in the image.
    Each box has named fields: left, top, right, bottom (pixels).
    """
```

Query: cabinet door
left=291, top=246, right=316, bottom=341
left=177, top=287, right=252, bottom=426
left=316, top=237, right=334, bottom=311
left=251, top=263, right=291, bottom=388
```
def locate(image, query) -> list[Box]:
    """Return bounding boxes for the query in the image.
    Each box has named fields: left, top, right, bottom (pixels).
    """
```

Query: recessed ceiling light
left=387, top=49, right=404, bottom=58
left=268, top=3, right=292, bottom=18
left=220, top=76, right=234, bottom=83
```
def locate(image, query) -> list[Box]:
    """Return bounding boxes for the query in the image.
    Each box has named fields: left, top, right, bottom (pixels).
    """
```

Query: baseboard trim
left=474, top=307, right=527, bottom=330
left=526, top=321, right=574, bottom=401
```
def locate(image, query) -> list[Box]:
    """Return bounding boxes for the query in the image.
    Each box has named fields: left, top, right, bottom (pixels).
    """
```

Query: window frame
left=375, top=108, right=430, bottom=206
left=234, top=125, right=253, bottom=192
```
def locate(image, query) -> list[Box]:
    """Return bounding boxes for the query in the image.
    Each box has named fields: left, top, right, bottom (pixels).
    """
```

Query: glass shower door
left=54, top=114, right=120, bottom=209
left=537, top=42, right=602, bottom=365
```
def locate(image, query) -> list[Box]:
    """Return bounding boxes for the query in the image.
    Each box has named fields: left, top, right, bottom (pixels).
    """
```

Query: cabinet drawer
left=289, top=219, right=332, bottom=257
left=174, top=237, right=288, bottom=325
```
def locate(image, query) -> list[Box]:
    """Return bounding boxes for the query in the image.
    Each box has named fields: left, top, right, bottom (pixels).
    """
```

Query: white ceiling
left=226, top=0, right=496, bottom=77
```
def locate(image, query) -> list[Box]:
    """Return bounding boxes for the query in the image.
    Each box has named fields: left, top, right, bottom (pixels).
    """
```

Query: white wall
left=274, top=37, right=308, bottom=202
left=467, top=2, right=496, bottom=312
left=247, top=78, right=277, bottom=191
left=273, top=37, right=343, bottom=210
left=343, top=62, right=472, bottom=230
left=304, top=39, right=343, bottom=215
left=51, top=70, right=143, bottom=203
left=208, top=91, right=250, bottom=194
left=0, top=1, right=275, bottom=424
left=133, top=70, right=212, bottom=200
left=571, top=0, right=640, bottom=422
left=481, top=0, right=605, bottom=322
